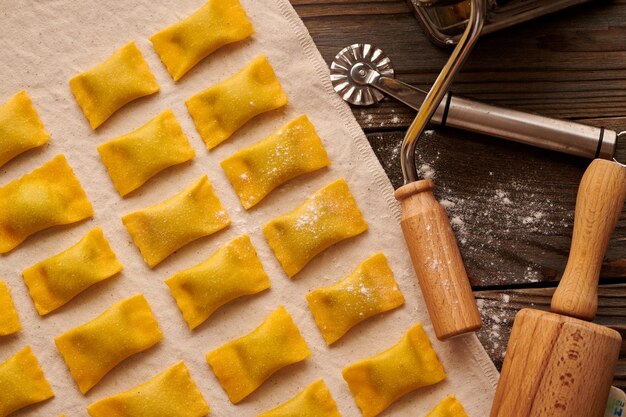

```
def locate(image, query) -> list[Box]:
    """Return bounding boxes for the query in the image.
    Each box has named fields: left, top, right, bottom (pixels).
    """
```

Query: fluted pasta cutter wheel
left=330, top=44, right=393, bottom=106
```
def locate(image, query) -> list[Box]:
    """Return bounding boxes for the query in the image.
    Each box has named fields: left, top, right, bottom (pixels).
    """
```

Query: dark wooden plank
left=366, top=126, right=626, bottom=287
left=475, top=284, right=626, bottom=389
left=295, top=0, right=626, bottom=120
left=292, top=1, right=410, bottom=17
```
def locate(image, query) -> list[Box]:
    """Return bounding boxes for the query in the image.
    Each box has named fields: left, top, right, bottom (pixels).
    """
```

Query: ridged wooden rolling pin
left=490, top=159, right=626, bottom=417
left=395, top=180, right=482, bottom=340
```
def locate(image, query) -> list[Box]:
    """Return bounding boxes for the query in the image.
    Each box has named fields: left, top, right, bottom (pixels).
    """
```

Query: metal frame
left=407, top=0, right=598, bottom=47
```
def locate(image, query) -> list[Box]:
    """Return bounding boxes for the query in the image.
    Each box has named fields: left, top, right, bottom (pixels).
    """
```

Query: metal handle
left=368, top=74, right=426, bottom=110
left=369, top=74, right=617, bottom=160
left=435, top=94, right=617, bottom=160
left=400, top=0, right=486, bottom=183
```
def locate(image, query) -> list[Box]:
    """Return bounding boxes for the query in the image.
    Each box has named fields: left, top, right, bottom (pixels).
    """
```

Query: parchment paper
left=0, top=1, right=498, bottom=415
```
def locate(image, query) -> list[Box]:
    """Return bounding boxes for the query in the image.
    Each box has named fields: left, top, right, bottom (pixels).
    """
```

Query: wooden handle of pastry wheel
left=395, top=179, right=482, bottom=340
left=551, top=159, right=626, bottom=321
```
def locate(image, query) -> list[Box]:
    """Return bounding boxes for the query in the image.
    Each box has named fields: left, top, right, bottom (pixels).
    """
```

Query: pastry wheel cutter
left=331, top=44, right=620, bottom=161
left=331, top=0, right=625, bottom=341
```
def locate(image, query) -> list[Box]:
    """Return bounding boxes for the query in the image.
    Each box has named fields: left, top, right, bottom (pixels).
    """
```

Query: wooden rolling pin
left=490, top=159, right=626, bottom=417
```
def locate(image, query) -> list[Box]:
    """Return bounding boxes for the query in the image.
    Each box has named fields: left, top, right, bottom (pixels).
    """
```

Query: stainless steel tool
left=408, top=0, right=599, bottom=47
left=331, top=43, right=619, bottom=161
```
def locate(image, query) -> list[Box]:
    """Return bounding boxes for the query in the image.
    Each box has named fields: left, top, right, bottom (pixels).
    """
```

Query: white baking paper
left=0, top=0, right=498, bottom=415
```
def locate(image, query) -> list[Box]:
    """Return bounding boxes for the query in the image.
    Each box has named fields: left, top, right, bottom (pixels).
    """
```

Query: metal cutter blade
left=330, top=44, right=394, bottom=106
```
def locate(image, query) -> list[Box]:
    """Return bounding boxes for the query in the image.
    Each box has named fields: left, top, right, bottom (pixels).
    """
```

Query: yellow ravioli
left=186, top=55, right=288, bottom=150
left=0, top=346, right=54, bottom=417
left=70, top=42, right=159, bottom=129
left=426, top=396, right=468, bottom=417
left=0, top=280, right=21, bottom=336
left=221, top=115, right=330, bottom=209
left=98, top=110, right=196, bottom=196
left=87, top=362, right=210, bottom=417
left=22, top=227, right=123, bottom=316
left=258, top=379, right=341, bottom=417
left=0, top=90, right=50, bottom=168
left=307, top=253, right=404, bottom=345
left=263, top=178, right=368, bottom=278
left=151, top=0, right=253, bottom=81
left=206, top=306, right=310, bottom=403
left=166, top=234, right=270, bottom=330
left=123, top=175, right=230, bottom=267
left=342, top=323, right=446, bottom=417
left=55, top=294, right=163, bottom=394
left=0, top=154, right=93, bottom=254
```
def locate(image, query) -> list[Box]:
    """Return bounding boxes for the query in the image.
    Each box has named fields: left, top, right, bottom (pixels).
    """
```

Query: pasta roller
left=409, top=0, right=599, bottom=47
left=330, top=44, right=619, bottom=161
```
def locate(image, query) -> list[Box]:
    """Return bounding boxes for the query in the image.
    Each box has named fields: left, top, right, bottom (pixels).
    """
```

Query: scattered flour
left=439, top=199, right=456, bottom=210
left=450, top=215, right=468, bottom=244
left=359, top=284, right=370, bottom=297
left=476, top=294, right=514, bottom=364
left=494, top=189, right=511, bottom=205
left=370, top=126, right=573, bottom=286
left=418, top=163, right=436, bottom=179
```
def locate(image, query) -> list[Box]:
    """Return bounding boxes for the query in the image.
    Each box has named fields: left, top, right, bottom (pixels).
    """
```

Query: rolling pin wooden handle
left=551, top=159, right=626, bottom=321
left=395, top=179, right=482, bottom=340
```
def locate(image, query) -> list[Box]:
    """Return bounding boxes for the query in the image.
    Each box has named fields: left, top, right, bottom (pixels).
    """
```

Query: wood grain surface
left=290, top=0, right=626, bottom=388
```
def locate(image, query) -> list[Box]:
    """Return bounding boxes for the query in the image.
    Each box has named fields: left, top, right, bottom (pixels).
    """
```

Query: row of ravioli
left=0, top=153, right=361, bottom=274
left=0, top=52, right=299, bottom=202
left=0, top=157, right=468, bottom=416
left=0, top=0, right=469, bottom=415
left=2, top=300, right=466, bottom=417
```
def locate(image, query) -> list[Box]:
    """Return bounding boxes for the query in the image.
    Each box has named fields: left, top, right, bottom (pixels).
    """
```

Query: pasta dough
left=186, top=55, right=288, bottom=150
left=150, top=0, right=254, bottom=81
left=0, top=280, right=21, bottom=336
left=22, top=227, right=123, bottom=315
left=257, top=379, right=341, bottom=417
left=70, top=42, right=159, bottom=129
left=0, top=346, right=54, bottom=417
left=221, top=114, right=330, bottom=209
left=0, top=154, right=94, bottom=253
left=55, top=294, right=163, bottom=394
left=97, top=110, right=196, bottom=196
left=87, top=362, right=210, bottom=417
left=425, top=396, right=468, bottom=417
left=122, top=175, right=230, bottom=267
left=263, top=178, right=368, bottom=277
left=0, top=90, right=50, bottom=168
left=342, top=323, right=446, bottom=417
left=206, top=306, right=310, bottom=403
left=306, top=252, right=404, bottom=345
left=166, top=234, right=270, bottom=330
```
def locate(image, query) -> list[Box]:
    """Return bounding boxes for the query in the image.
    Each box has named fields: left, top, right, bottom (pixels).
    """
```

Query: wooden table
left=291, top=0, right=626, bottom=388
